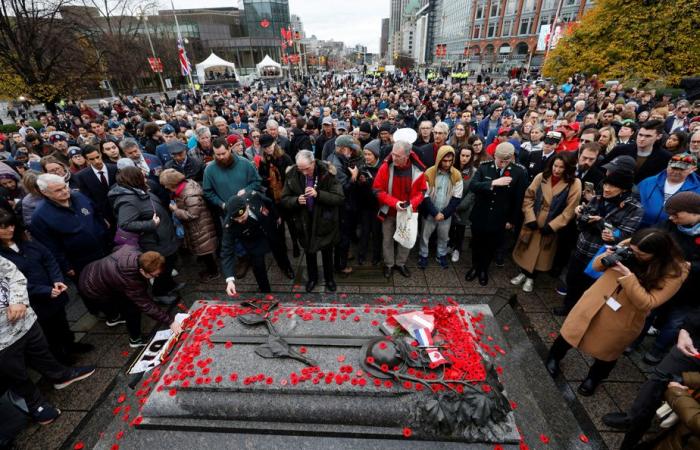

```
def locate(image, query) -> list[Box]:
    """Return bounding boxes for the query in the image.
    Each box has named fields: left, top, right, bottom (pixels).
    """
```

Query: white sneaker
left=522, top=278, right=534, bottom=293
left=510, top=273, right=526, bottom=285
left=451, top=250, right=460, bottom=262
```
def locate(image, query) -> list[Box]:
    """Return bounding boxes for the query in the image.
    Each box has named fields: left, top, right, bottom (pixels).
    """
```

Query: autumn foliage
left=543, top=0, right=700, bottom=85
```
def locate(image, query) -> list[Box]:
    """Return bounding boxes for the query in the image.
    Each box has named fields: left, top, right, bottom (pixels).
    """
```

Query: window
left=543, top=0, right=555, bottom=9
left=524, top=0, right=536, bottom=11
left=566, top=0, right=577, bottom=4
left=502, top=20, right=512, bottom=37
left=473, top=25, right=481, bottom=38
left=519, top=17, right=532, bottom=35
left=487, top=22, right=496, bottom=37
left=540, top=15, right=551, bottom=27
left=490, top=3, right=499, bottom=17
left=476, top=5, right=483, bottom=19
left=505, top=0, right=517, bottom=15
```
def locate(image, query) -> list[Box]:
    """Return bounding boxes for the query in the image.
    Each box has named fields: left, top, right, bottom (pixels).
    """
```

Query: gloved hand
left=525, top=221, right=538, bottom=230
left=540, top=224, right=554, bottom=235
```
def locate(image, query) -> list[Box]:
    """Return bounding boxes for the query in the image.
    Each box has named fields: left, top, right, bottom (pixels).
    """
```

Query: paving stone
left=600, top=431, right=625, bottom=450
left=72, top=333, right=132, bottom=368
left=604, top=381, right=644, bottom=412
left=568, top=381, right=621, bottom=432
left=14, top=411, right=87, bottom=450
left=42, top=368, right=120, bottom=412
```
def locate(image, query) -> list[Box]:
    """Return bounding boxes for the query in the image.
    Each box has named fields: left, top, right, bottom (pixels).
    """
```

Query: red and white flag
left=177, top=36, right=191, bottom=76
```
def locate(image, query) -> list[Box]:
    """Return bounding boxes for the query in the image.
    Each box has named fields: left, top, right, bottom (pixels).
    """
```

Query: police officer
left=466, top=142, right=527, bottom=285
left=222, top=192, right=295, bottom=295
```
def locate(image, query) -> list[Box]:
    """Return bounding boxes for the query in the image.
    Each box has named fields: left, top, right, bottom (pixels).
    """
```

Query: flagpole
left=170, top=0, right=197, bottom=98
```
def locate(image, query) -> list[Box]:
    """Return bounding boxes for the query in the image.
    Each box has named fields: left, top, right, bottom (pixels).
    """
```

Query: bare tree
left=0, top=0, right=102, bottom=109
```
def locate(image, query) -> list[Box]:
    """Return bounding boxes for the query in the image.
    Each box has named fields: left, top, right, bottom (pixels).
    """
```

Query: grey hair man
left=372, top=140, right=427, bottom=279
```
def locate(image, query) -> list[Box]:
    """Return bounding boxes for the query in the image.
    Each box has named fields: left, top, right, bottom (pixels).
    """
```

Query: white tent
left=195, top=53, right=239, bottom=84
left=255, top=54, right=283, bottom=78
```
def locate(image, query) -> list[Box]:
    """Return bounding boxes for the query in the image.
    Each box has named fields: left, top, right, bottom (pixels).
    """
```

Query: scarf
left=677, top=222, right=700, bottom=236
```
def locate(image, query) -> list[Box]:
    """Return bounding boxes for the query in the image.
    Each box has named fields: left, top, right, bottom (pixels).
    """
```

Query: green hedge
left=0, top=121, right=43, bottom=134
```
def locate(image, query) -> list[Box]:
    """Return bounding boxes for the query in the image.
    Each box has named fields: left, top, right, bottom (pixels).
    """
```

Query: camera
left=580, top=213, right=590, bottom=222
left=601, top=246, right=634, bottom=268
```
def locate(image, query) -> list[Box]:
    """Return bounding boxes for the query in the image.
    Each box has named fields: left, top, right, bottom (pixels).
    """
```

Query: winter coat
left=512, top=174, right=581, bottom=273
left=561, top=250, right=688, bottom=361
left=30, top=192, right=108, bottom=274
left=164, top=156, right=204, bottom=182
left=373, top=151, right=427, bottom=217
left=78, top=246, right=172, bottom=325
left=108, top=185, right=179, bottom=257
left=0, top=240, right=65, bottom=316
left=654, top=372, right=700, bottom=450
left=281, top=160, right=344, bottom=253
left=468, top=160, right=528, bottom=232
left=171, top=180, right=217, bottom=256
left=453, top=167, right=476, bottom=226
left=0, top=256, right=36, bottom=352
left=637, top=171, right=700, bottom=228
left=421, top=145, right=463, bottom=219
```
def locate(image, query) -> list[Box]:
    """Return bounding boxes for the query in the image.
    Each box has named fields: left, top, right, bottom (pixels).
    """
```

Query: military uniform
left=221, top=192, right=293, bottom=293
left=468, top=160, right=528, bottom=278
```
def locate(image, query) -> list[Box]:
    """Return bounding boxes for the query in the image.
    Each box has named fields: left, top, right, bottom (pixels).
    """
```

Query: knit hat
left=258, top=134, right=275, bottom=148
left=226, top=134, right=241, bottom=146
left=603, top=172, right=634, bottom=190
left=359, top=121, right=372, bottom=134
left=364, top=139, right=381, bottom=159
left=335, top=135, right=359, bottom=151
left=665, top=191, right=700, bottom=215
left=379, top=122, right=394, bottom=134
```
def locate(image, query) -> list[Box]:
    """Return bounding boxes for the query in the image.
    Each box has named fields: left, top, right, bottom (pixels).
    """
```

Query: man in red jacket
left=373, top=140, right=427, bottom=279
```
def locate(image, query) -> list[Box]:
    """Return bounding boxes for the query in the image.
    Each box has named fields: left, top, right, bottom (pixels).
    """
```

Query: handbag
left=393, top=205, right=418, bottom=249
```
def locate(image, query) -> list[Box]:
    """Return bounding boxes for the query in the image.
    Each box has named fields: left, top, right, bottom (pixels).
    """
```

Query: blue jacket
left=30, top=192, right=108, bottom=273
left=477, top=116, right=501, bottom=141
left=638, top=171, right=700, bottom=227
left=155, top=143, right=172, bottom=165
left=0, top=240, right=63, bottom=300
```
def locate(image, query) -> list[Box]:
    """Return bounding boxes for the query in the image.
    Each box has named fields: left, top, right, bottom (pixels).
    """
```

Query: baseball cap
left=497, top=126, right=512, bottom=136
left=322, top=117, right=333, bottom=126
left=544, top=131, right=563, bottom=143
left=162, top=124, right=176, bottom=134
left=167, top=141, right=188, bottom=154
left=336, top=121, right=348, bottom=131
left=668, top=153, right=697, bottom=170
left=602, top=155, right=636, bottom=175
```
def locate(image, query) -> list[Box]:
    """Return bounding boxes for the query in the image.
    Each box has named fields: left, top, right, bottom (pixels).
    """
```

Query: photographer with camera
left=546, top=229, right=689, bottom=396
left=554, top=170, right=644, bottom=316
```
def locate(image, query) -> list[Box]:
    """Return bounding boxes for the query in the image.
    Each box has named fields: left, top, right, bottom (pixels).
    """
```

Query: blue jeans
left=653, top=303, right=693, bottom=352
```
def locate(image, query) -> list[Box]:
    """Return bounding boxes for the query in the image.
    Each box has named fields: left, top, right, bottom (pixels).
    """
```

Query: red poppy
left=117, top=393, right=126, bottom=403
left=494, top=445, right=504, bottom=450
left=402, top=427, right=412, bottom=437
left=111, top=445, right=120, bottom=450
left=366, top=356, right=375, bottom=364
left=539, top=434, right=550, bottom=444
left=579, top=434, right=589, bottom=443
left=510, top=400, right=518, bottom=410
left=131, top=416, right=143, bottom=426
left=504, top=171, right=511, bottom=177
left=74, top=442, right=85, bottom=449
left=337, top=355, right=346, bottom=362
left=115, top=431, right=124, bottom=440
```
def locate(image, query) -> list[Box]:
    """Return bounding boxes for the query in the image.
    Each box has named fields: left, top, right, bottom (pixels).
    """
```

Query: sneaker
left=53, top=366, right=96, bottom=390
left=30, top=402, right=61, bottom=425
left=129, top=337, right=146, bottom=348
left=451, top=250, right=460, bottom=263
left=436, top=255, right=448, bottom=269
left=522, top=278, right=534, bottom=293
left=418, top=256, right=428, bottom=270
left=555, top=285, right=567, bottom=296
left=105, top=315, right=126, bottom=327
left=510, top=274, right=526, bottom=286
left=494, top=256, right=505, bottom=267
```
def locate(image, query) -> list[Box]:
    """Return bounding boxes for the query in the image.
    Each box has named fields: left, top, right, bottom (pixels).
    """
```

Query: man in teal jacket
left=203, top=137, right=261, bottom=214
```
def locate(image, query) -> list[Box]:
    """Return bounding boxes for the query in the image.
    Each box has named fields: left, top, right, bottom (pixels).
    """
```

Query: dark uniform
left=519, top=149, right=555, bottom=183
left=221, top=192, right=294, bottom=293
left=467, top=160, right=527, bottom=283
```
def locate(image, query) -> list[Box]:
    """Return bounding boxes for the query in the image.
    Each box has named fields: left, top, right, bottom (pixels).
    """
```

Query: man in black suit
left=466, top=142, right=528, bottom=286
left=519, top=130, right=560, bottom=182
left=74, top=145, right=117, bottom=230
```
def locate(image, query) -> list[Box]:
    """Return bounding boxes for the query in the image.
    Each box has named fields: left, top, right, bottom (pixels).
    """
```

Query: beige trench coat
left=561, top=252, right=688, bottom=361
left=512, top=174, right=581, bottom=273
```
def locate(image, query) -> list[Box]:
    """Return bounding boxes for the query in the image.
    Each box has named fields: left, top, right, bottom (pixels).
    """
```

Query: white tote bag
left=393, top=205, right=419, bottom=249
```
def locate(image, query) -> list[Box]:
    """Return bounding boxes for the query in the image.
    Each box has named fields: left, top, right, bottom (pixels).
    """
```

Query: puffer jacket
left=171, top=180, right=217, bottom=256
left=79, top=246, right=171, bottom=325
left=108, top=185, right=179, bottom=257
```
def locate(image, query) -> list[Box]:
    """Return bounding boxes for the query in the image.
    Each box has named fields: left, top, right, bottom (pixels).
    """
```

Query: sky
left=168, top=0, right=389, bottom=53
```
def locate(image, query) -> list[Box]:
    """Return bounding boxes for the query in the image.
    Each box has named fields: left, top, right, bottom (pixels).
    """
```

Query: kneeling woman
left=545, top=229, right=688, bottom=396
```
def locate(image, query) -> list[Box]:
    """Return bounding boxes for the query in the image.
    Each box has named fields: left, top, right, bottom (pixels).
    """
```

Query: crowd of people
left=1, top=71, right=700, bottom=448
